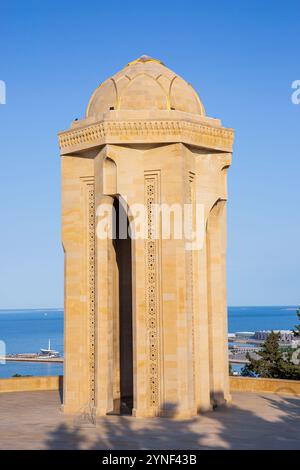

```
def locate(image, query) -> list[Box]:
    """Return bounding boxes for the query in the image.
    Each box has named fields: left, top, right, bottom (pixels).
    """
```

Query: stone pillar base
left=61, top=404, right=78, bottom=414
left=62, top=403, right=98, bottom=419
left=197, top=403, right=213, bottom=413
left=96, top=407, right=112, bottom=416
left=132, top=408, right=160, bottom=418
left=133, top=407, right=199, bottom=419
left=211, top=392, right=232, bottom=410
left=158, top=407, right=198, bottom=420
left=225, top=392, right=232, bottom=404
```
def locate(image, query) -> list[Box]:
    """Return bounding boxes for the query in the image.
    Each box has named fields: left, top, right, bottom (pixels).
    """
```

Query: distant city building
left=254, top=330, right=294, bottom=343
left=231, top=345, right=260, bottom=354
left=292, top=338, right=300, bottom=348
left=235, top=332, right=255, bottom=339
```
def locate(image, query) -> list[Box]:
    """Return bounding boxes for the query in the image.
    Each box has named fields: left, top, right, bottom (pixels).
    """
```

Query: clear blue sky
left=0, top=0, right=299, bottom=308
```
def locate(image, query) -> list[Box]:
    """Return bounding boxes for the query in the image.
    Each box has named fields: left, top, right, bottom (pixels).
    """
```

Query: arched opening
left=112, top=197, right=133, bottom=414
left=103, top=157, right=117, bottom=195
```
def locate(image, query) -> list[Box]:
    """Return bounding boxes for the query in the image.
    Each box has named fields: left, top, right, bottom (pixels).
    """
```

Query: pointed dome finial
left=139, top=54, right=152, bottom=61
left=126, top=55, right=165, bottom=66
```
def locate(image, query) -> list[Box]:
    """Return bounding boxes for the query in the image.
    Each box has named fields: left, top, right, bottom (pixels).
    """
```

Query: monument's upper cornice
left=59, top=111, right=234, bottom=155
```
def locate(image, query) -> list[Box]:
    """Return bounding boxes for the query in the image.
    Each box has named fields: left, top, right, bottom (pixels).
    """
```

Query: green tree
left=242, top=330, right=300, bottom=380
left=242, top=332, right=285, bottom=378
left=293, top=306, right=300, bottom=337
left=277, top=358, right=300, bottom=380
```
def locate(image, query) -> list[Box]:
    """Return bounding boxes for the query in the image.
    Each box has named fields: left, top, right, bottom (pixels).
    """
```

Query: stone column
left=62, top=154, right=95, bottom=415
left=206, top=199, right=230, bottom=405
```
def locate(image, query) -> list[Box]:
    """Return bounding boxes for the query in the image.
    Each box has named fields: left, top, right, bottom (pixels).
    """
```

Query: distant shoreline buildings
left=229, top=330, right=299, bottom=346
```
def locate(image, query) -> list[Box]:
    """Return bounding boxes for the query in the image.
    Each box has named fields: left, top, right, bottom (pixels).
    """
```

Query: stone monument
left=59, top=56, right=234, bottom=418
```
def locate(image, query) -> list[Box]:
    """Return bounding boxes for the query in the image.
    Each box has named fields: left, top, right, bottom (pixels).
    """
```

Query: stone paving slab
left=0, top=391, right=299, bottom=449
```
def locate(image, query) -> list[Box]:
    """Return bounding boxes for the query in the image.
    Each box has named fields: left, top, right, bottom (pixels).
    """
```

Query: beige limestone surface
left=0, top=375, right=61, bottom=393
left=60, top=56, right=234, bottom=418
left=0, top=390, right=299, bottom=450
left=230, top=376, right=300, bottom=396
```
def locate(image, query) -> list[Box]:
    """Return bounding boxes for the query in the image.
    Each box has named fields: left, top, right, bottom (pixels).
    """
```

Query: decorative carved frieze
left=145, top=172, right=161, bottom=410
left=59, top=120, right=234, bottom=154
left=88, top=184, right=96, bottom=407
left=81, top=177, right=96, bottom=408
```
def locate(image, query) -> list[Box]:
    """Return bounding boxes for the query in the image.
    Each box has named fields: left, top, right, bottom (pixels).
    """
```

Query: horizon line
left=0, top=305, right=298, bottom=312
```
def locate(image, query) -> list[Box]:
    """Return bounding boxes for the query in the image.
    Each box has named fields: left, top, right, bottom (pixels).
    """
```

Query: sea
left=0, top=306, right=298, bottom=378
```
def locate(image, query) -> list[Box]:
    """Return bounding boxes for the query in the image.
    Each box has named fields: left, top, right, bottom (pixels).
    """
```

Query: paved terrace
left=0, top=391, right=299, bottom=449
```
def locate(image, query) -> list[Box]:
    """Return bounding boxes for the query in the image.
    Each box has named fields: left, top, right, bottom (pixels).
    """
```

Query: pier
left=0, top=356, right=63, bottom=364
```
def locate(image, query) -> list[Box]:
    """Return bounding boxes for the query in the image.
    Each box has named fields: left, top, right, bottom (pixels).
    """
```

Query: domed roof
left=86, top=55, right=205, bottom=117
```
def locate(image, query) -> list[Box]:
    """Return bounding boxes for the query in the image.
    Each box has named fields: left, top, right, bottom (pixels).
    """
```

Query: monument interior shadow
left=113, top=197, right=133, bottom=415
